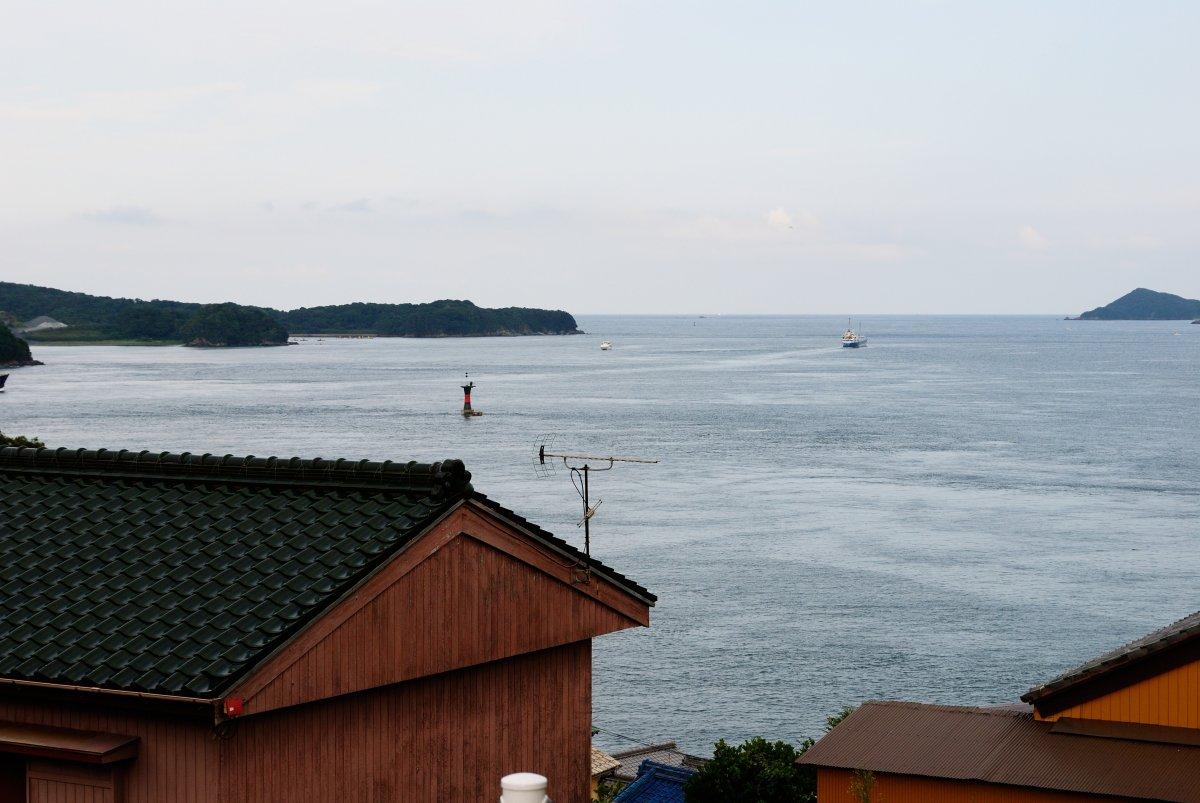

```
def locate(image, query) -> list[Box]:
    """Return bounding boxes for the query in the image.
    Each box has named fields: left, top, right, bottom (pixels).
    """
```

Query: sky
left=2, top=1, right=1198, bottom=314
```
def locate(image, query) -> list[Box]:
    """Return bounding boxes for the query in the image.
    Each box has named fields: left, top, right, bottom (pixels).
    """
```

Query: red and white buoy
left=462, top=373, right=483, bottom=417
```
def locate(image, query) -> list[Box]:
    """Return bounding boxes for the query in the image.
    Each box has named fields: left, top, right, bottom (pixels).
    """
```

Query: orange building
left=799, top=611, right=1200, bottom=802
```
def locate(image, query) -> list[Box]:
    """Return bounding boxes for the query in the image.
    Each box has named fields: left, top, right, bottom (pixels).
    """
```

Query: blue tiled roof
left=612, top=760, right=695, bottom=803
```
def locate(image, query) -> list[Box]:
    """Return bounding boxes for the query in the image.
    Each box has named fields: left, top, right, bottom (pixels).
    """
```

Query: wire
left=570, top=466, right=588, bottom=503
left=592, top=725, right=666, bottom=750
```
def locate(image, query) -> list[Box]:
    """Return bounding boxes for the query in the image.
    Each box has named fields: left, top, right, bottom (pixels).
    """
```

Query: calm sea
left=3, top=315, right=1198, bottom=754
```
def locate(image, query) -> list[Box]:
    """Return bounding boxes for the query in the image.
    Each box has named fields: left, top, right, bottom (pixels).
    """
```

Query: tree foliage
left=0, top=325, right=33, bottom=364
left=684, top=737, right=808, bottom=803
left=684, top=707, right=856, bottom=803
left=0, top=281, right=581, bottom=341
left=0, top=432, right=44, bottom=448
left=179, top=304, right=289, bottom=347
left=595, top=778, right=622, bottom=803
left=114, top=305, right=190, bottom=340
left=287, top=299, right=580, bottom=337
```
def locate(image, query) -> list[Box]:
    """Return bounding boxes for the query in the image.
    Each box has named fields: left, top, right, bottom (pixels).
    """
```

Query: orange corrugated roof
left=799, top=700, right=1200, bottom=801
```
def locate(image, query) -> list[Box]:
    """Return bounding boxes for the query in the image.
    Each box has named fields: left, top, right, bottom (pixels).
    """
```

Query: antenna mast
left=535, top=439, right=659, bottom=583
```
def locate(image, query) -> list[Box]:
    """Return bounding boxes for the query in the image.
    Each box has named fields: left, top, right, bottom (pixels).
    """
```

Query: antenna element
left=534, top=436, right=659, bottom=583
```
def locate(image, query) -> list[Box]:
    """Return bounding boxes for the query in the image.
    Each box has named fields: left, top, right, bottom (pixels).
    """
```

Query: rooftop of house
left=1023, top=608, right=1200, bottom=708
left=799, top=700, right=1200, bottom=801
left=591, top=746, right=620, bottom=777
left=609, top=741, right=707, bottom=783
left=0, top=447, right=652, bottom=700
left=611, top=760, right=695, bottom=803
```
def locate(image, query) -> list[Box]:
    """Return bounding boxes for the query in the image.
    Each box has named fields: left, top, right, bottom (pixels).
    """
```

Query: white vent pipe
left=500, top=772, right=550, bottom=803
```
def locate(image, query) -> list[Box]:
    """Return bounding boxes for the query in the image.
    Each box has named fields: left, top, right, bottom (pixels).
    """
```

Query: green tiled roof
left=0, top=448, right=472, bottom=698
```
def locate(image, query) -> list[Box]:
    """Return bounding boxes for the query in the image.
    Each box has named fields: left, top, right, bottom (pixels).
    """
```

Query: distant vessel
left=841, top=319, right=867, bottom=348
left=600, top=341, right=613, bottom=351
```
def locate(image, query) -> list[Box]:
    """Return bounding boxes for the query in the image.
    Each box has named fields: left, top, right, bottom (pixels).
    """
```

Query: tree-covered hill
left=181, top=304, right=289, bottom=347
left=0, top=282, right=581, bottom=344
left=284, top=300, right=580, bottom=337
left=0, top=326, right=39, bottom=367
left=1078, top=288, right=1200, bottom=320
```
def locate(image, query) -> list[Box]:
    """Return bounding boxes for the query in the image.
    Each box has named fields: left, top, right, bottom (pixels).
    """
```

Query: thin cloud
left=766, top=208, right=793, bottom=229
left=766, top=207, right=821, bottom=232
left=81, top=206, right=163, bottom=226
left=1, top=83, right=241, bottom=122
left=1018, top=224, right=1048, bottom=251
left=331, top=198, right=372, bottom=213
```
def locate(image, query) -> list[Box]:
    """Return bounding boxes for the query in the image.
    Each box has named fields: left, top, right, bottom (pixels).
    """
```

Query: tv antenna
left=535, top=435, right=659, bottom=583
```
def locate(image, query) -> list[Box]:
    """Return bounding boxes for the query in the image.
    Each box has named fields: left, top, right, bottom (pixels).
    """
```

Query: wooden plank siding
left=232, top=504, right=646, bottom=716
left=220, top=641, right=593, bottom=803
left=817, top=769, right=1107, bottom=803
left=27, top=762, right=119, bottom=803
left=0, top=642, right=595, bottom=803
left=1037, top=658, right=1200, bottom=728
left=0, top=699, right=217, bottom=803
left=0, top=502, right=644, bottom=802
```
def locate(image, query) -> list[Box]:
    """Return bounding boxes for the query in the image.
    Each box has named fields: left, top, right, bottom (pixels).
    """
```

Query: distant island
left=181, top=303, right=289, bottom=347
left=0, top=325, right=42, bottom=367
left=0, top=282, right=582, bottom=347
left=1075, top=288, right=1200, bottom=320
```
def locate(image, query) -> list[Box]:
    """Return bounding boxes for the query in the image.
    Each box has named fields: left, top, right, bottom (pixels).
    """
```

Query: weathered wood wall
left=221, top=641, right=592, bottom=803
left=233, top=505, right=645, bottom=716
left=0, top=698, right=217, bottom=803
left=0, top=501, right=641, bottom=803
left=27, top=762, right=119, bottom=803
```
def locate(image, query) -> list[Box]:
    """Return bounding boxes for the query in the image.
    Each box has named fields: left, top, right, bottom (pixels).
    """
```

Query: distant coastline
left=1, top=281, right=582, bottom=348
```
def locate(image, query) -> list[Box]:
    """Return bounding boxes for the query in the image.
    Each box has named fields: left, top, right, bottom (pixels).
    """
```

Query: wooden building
left=800, top=611, right=1200, bottom=802
left=0, top=448, right=654, bottom=803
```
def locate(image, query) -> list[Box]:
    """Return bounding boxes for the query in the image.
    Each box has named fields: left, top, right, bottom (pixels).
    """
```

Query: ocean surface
left=3, top=315, right=1198, bottom=754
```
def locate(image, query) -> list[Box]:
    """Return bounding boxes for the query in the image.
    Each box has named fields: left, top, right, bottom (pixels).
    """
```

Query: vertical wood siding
left=817, top=769, right=1103, bottom=803
left=0, top=503, right=640, bottom=802
left=239, top=527, right=639, bottom=715
left=1041, top=659, right=1200, bottom=727
left=0, top=699, right=218, bottom=803
left=221, top=641, right=593, bottom=803
left=27, top=762, right=117, bottom=803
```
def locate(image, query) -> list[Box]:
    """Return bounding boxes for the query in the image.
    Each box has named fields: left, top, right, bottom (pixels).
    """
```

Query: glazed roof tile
left=0, top=448, right=474, bottom=699
left=611, top=760, right=694, bottom=803
left=0, top=448, right=650, bottom=700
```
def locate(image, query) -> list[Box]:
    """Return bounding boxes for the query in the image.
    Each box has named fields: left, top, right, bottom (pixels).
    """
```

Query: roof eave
left=0, top=676, right=219, bottom=719
left=464, top=496, right=657, bottom=607
left=1023, top=634, right=1200, bottom=715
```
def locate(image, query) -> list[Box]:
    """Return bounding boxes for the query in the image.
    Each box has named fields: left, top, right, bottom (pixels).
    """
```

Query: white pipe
left=500, top=772, right=549, bottom=803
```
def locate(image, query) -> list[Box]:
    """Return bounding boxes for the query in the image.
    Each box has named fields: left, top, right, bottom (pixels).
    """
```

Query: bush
left=684, top=738, right=808, bottom=803
left=0, top=432, right=45, bottom=448
left=684, top=707, right=855, bottom=803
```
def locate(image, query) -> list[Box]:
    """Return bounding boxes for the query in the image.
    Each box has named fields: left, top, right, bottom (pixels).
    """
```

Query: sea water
left=3, top=315, right=1198, bottom=753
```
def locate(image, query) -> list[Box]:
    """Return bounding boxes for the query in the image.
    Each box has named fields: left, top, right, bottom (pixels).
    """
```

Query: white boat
left=600, top=340, right=613, bottom=351
left=841, top=319, right=867, bottom=348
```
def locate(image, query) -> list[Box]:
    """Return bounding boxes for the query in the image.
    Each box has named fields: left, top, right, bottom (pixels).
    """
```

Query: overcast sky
left=2, top=2, right=1197, bottom=314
